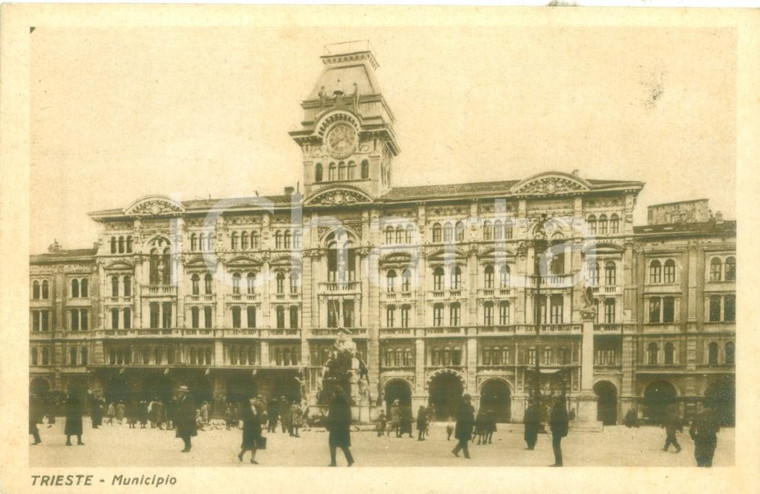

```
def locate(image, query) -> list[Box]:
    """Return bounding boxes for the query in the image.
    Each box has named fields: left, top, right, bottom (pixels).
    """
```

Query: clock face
left=326, top=123, right=357, bottom=159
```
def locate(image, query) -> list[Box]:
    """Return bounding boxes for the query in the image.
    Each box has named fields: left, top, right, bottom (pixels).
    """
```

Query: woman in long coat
left=523, top=401, right=541, bottom=450
left=326, top=390, right=354, bottom=467
left=238, top=397, right=263, bottom=464
left=389, top=399, right=401, bottom=437
left=452, top=394, right=474, bottom=459
left=90, top=398, right=104, bottom=429
left=64, top=393, right=84, bottom=446
left=174, top=387, right=197, bottom=452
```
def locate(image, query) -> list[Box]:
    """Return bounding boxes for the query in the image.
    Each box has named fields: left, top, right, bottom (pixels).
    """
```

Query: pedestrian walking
left=174, top=386, right=197, bottom=452
left=376, top=410, right=387, bottom=437
left=549, top=396, right=569, bottom=467
left=425, top=405, right=435, bottom=438
left=279, top=396, right=290, bottom=434
left=238, top=396, right=264, bottom=464
left=452, top=394, right=474, bottom=459
left=623, top=406, right=639, bottom=428
left=200, top=401, right=210, bottom=426
left=662, top=405, right=682, bottom=453
left=225, top=402, right=233, bottom=430
left=389, top=399, right=401, bottom=437
left=90, top=398, right=104, bottom=429
left=115, top=401, right=125, bottom=424
left=29, top=392, right=44, bottom=445
left=290, top=401, right=303, bottom=437
left=524, top=400, right=541, bottom=450
left=138, top=400, right=148, bottom=428
left=417, top=406, right=427, bottom=441
left=64, top=392, right=85, bottom=446
left=155, top=400, right=166, bottom=430
left=326, top=389, right=354, bottom=467
left=689, top=407, right=720, bottom=467
left=126, top=400, right=138, bottom=429
left=267, top=398, right=278, bottom=433
left=474, top=408, right=487, bottom=445
left=400, top=405, right=414, bottom=438
left=148, top=399, right=158, bottom=428
left=106, top=401, right=115, bottom=425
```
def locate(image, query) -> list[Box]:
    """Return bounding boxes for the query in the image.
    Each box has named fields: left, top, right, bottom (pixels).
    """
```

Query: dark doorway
left=105, top=375, right=130, bottom=404
left=227, top=373, right=258, bottom=405
left=384, top=379, right=412, bottom=416
left=643, top=380, right=677, bottom=425
left=141, top=374, right=172, bottom=403
left=704, top=375, right=735, bottom=426
left=428, top=372, right=463, bottom=421
left=479, top=379, right=511, bottom=422
left=30, top=378, right=50, bottom=399
left=594, top=381, right=618, bottom=425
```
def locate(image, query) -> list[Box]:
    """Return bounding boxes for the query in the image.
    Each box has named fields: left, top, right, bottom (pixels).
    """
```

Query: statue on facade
left=317, top=327, right=368, bottom=406
left=48, top=239, right=62, bottom=253
left=580, top=282, right=597, bottom=320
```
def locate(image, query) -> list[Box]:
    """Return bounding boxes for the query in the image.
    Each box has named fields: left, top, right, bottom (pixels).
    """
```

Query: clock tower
left=290, top=41, right=400, bottom=203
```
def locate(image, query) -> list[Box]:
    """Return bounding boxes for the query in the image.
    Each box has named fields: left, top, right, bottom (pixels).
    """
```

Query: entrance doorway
left=479, top=379, right=511, bottom=422
left=384, top=379, right=412, bottom=416
left=105, top=375, right=130, bottom=404
left=227, top=373, right=258, bottom=405
left=594, top=381, right=618, bottom=425
left=643, top=380, right=677, bottom=424
left=704, top=376, right=735, bottom=426
left=141, top=374, right=172, bottom=403
left=428, top=372, right=463, bottom=421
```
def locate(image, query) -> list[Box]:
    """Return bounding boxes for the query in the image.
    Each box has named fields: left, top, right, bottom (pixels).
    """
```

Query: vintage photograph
left=22, top=15, right=740, bottom=472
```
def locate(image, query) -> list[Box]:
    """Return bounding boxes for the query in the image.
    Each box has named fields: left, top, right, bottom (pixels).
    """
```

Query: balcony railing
left=309, top=327, right=368, bottom=338
left=379, top=327, right=415, bottom=338
left=186, top=294, right=217, bottom=303
left=319, top=281, right=361, bottom=293
left=595, top=324, right=622, bottom=334
left=143, top=285, right=177, bottom=296
left=425, top=326, right=465, bottom=337
left=261, top=328, right=300, bottom=338
left=477, top=325, right=515, bottom=335
left=513, top=324, right=581, bottom=334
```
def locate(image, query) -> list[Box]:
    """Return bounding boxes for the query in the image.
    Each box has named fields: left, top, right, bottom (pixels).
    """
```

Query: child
left=446, top=418, right=454, bottom=441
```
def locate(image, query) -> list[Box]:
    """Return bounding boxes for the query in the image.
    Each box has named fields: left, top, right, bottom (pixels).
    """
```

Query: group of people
left=265, top=397, right=308, bottom=437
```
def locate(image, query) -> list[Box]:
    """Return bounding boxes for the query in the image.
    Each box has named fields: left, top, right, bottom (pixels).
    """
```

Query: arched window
left=433, top=303, right=444, bottom=326
left=598, top=215, right=608, bottom=235
left=289, top=306, right=299, bottom=329
left=276, top=272, right=285, bottom=294
left=338, top=161, right=346, bottom=180
left=204, top=274, right=213, bottom=294
left=610, top=214, right=620, bottom=234
left=504, top=220, right=514, bottom=239
left=443, top=223, right=453, bottom=243
left=290, top=272, right=299, bottom=294
left=71, top=279, right=79, bottom=298
left=433, top=267, right=444, bottom=291
left=42, top=280, right=49, bottom=299
left=587, top=215, right=597, bottom=235
left=191, top=234, right=197, bottom=252
left=493, top=220, right=504, bottom=240
left=432, top=223, right=442, bottom=243
left=483, top=346, right=491, bottom=365
left=647, top=342, right=658, bottom=364
left=483, top=301, right=494, bottom=326
left=405, top=224, right=414, bottom=244
left=401, top=269, right=411, bottom=292
left=649, top=297, right=661, bottom=323
left=275, top=232, right=282, bottom=249
left=725, top=341, right=735, bottom=364
left=386, top=270, right=397, bottom=293
left=204, top=306, right=212, bottom=328
left=199, top=233, right=206, bottom=252
left=385, top=226, right=394, bottom=244
left=206, top=234, right=214, bottom=252
left=386, top=305, right=396, bottom=327
left=664, top=259, right=676, bottom=283
left=32, top=281, right=40, bottom=299
left=328, top=162, right=336, bottom=181
left=238, top=232, right=247, bottom=250
left=284, top=231, right=291, bottom=249
left=451, top=266, right=462, bottom=289
left=499, top=265, right=510, bottom=288
left=81, top=278, right=89, bottom=297
left=112, top=276, right=119, bottom=297
left=231, top=306, right=241, bottom=329
left=123, top=276, right=131, bottom=297
left=499, top=301, right=510, bottom=325
left=710, top=258, right=722, bottom=281
left=588, top=261, right=599, bottom=286
left=247, top=273, right=256, bottom=294
left=605, top=261, right=616, bottom=286
left=450, top=302, right=461, bottom=326
left=708, top=342, right=719, bottom=365
left=126, top=236, right=133, bottom=253
left=276, top=306, right=285, bottom=329
left=231, top=232, right=239, bottom=250
left=118, top=236, right=125, bottom=253
left=348, top=161, right=356, bottom=180
left=484, top=265, right=494, bottom=289
left=191, top=274, right=200, bottom=295
left=483, top=220, right=493, bottom=241
left=251, top=231, right=259, bottom=249
left=247, top=306, right=256, bottom=329
left=110, top=237, right=117, bottom=254
left=191, top=307, right=200, bottom=329
left=315, top=163, right=323, bottom=182
left=604, top=298, right=616, bottom=323
left=664, top=342, right=675, bottom=365
left=650, top=260, right=662, bottom=284
left=725, top=256, right=736, bottom=281
left=232, top=273, right=241, bottom=295
left=395, top=226, right=404, bottom=244
left=361, top=160, right=369, bottom=179
left=401, top=305, right=411, bottom=327
left=454, top=221, right=465, bottom=242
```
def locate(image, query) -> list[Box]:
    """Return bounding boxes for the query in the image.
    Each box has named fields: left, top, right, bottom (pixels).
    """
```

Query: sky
left=30, top=25, right=736, bottom=253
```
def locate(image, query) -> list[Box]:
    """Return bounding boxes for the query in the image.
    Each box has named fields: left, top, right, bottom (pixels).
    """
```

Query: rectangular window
left=709, top=296, right=721, bottom=322
left=70, top=347, right=77, bottom=366
left=232, top=307, right=241, bottom=329
left=483, top=304, right=493, bottom=326
left=80, top=310, right=88, bottom=330
left=450, top=304, right=460, bottom=326
left=604, top=300, right=615, bottom=324
left=123, top=308, right=131, bottom=329
left=289, top=307, right=299, bottom=329
left=724, top=294, right=735, bottom=322
left=204, top=307, right=213, bottom=328
left=191, top=308, right=200, bottom=329
left=247, top=306, right=256, bottom=329
left=649, top=298, right=661, bottom=323
left=401, top=307, right=410, bottom=328
left=150, top=303, right=160, bottom=329
left=31, top=348, right=38, bottom=365
left=386, top=307, right=395, bottom=328
left=70, top=310, right=79, bottom=331
left=550, top=296, right=563, bottom=324
left=111, top=308, right=119, bottom=329
left=161, top=303, right=172, bottom=329
left=41, top=310, right=49, bottom=331
left=528, top=348, right=536, bottom=366
left=663, top=297, right=675, bottom=323
left=32, top=311, right=40, bottom=332
left=327, top=300, right=340, bottom=328
left=343, top=300, right=354, bottom=328
left=542, top=348, right=552, bottom=366
left=499, top=303, right=510, bottom=325
left=664, top=262, right=676, bottom=284
left=433, top=305, right=443, bottom=327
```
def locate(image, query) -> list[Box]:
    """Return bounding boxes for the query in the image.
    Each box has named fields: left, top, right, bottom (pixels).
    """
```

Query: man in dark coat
left=452, top=394, right=474, bottom=459
left=623, top=406, right=639, bottom=428
left=662, top=405, right=682, bottom=453
left=524, top=401, right=541, bottom=450
left=689, top=407, right=720, bottom=467
left=279, top=396, right=290, bottom=434
left=29, top=393, right=44, bottom=445
left=326, top=389, right=354, bottom=467
left=400, top=405, right=413, bottom=438
left=174, top=386, right=197, bottom=452
left=90, top=398, right=104, bottom=428
left=267, top=398, right=279, bottom=433
left=64, top=392, right=85, bottom=446
left=238, top=396, right=264, bottom=464
left=549, top=396, right=569, bottom=466
left=416, top=406, right=427, bottom=441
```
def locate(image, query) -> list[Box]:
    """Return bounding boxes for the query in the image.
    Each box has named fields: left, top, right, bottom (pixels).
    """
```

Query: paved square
left=29, top=421, right=734, bottom=468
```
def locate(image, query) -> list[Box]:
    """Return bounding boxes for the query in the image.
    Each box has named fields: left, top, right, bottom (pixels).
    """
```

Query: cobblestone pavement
left=29, top=421, right=734, bottom=468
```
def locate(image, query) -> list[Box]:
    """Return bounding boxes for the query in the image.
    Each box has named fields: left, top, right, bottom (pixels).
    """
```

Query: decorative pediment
left=225, top=255, right=263, bottom=267
left=379, top=251, right=414, bottom=265
left=105, top=261, right=134, bottom=271
left=427, top=247, right=467, bottom=263
left=305, top=187, right=373, bottom=207
left=511, top=172, right=590, bottom=196
left=124, top=196, right=185, bottom=217
left=269, top=253, right=302, bottom=267
left=477, top=246, right=515, bottom=260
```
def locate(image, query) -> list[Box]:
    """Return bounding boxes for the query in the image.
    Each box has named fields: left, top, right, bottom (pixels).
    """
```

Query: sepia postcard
left=1, top=4, right=759, bottom=494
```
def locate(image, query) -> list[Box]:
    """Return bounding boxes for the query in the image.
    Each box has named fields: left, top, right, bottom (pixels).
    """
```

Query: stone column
left=574, top=308, right=602, bottom=431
